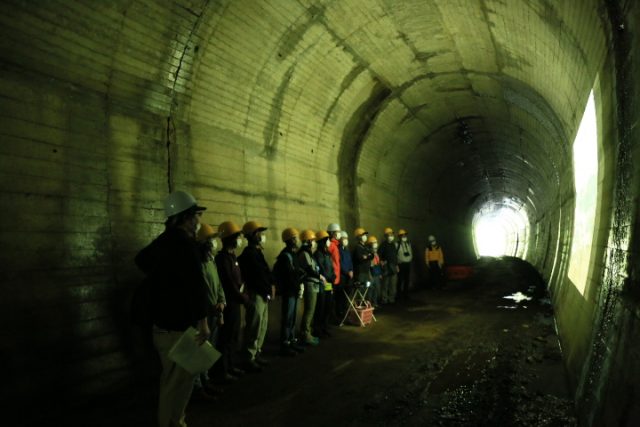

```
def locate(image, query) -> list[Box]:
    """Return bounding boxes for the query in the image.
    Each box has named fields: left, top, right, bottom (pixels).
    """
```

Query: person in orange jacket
left=425, top=235, right=445, bottom=289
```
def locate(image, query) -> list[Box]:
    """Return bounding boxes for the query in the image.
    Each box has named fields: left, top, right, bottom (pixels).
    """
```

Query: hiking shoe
left=243, top=360, right=263, bottom=373
left=302, top=336, right=320, bottom=346
left=279, top=347, right=297, bottom=357
left=230, top=367, right=245, bottom=377
left=290, top=342, right=306, bottom=353
left=191, top=388, right=217, bottom=402
left=255, top=355, right=270, bottom=366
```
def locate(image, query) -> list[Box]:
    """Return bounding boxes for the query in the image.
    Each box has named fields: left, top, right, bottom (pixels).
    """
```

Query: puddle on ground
left=503, top=292, right=533, bottom=303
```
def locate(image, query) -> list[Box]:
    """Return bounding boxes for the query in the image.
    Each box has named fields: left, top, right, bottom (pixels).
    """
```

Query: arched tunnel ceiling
left=187, top=0, right=605, bottom=232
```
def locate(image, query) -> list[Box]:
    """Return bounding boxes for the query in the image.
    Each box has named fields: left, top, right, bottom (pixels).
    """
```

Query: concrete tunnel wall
left=0, top=0, right=639, bottom=425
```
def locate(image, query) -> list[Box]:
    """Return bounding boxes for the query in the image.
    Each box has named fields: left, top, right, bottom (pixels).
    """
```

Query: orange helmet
left=281, top=227, right=299, bottom=242
left=367, top=235, right=378, bottom=245
left=300, top=229, right=317, bottom=241
left=197, top=223, right=218, bottom=242
left=383, top=227, right=393, bottom=235
left=398, top=229, right=408, bottom=236
left=354, top=227, right=368, bottom=237
left=218, top=221, right=242, bottom=239
left=242, top=220, right=267, bottom=236
left=315, top=230, right=330, bottom=240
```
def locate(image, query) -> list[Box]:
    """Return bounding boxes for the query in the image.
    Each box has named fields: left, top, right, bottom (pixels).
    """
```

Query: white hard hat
left=428, top=235, right=436, bottom=242
left=340, top=231, right=349, bottom=238
left=163, top=190, right=206, bottom=217
left=327, top=223, right=341, bottom=232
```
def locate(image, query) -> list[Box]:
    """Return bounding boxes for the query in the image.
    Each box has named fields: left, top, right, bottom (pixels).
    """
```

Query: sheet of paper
left=167, top=327, right=221, bottom=375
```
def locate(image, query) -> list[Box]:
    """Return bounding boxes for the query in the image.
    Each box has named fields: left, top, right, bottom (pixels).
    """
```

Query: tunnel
left=1, top=0, right=639, bottom=426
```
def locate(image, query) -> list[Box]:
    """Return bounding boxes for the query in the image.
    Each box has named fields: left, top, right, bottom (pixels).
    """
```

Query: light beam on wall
left=568, top=90, right=598, bottom=295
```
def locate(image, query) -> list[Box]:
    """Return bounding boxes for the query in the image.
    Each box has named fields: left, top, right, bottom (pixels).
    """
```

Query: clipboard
left=167, top=327, right=221, bottom=375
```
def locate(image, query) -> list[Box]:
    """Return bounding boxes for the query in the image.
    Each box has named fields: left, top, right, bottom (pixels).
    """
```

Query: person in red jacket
left=327, top=223, right=342, bottom=322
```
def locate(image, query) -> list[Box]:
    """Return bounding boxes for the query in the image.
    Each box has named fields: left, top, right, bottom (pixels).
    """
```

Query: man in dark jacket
left=214, top=221, right=248, bottom=382
left=134, top=190, right=209, bottom=427
left=378, top=227, right=399, bottom=305
left=238, top=221, right=273, bottom=372
left=313, top=230, right=335, bottom=337
left=352, top=227, right=373, bottom=285
left=274, top=227, right=306, bottom=356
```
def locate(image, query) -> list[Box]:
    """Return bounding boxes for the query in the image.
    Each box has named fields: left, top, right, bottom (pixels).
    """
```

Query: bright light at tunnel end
left=473, top=202, right=529, bottom=258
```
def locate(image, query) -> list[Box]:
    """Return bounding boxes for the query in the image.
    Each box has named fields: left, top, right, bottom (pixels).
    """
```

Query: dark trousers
left=313, top=287, right=333, bottom=334
left=397, top=263, right=411, bottom=297
left=429, top=262, right=443, bottom=288
left=214, top=302, right=241, bottom=376
left=334, top=280, right=349, bottom=318
left=280, top=295, right=298, bottom=345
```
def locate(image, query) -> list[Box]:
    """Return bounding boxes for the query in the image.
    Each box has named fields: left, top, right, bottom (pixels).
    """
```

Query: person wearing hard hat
left=134, top=190, right=209, bottom=427
left=313, top=230, right=336, bottom=338
left=336, top=231, right=353, bottom=318
left=326, top=223, right=342, bottom=322
left=425, top=235, right=445, bottom=289
left=379, top=227, right=399, bottom=305
left=352, top=227, right=373, bottom=285
left=339, top=231, right=354, bottom=284
left=396, top=229, right=414, bottom=300
left=297, top=230, right=324, bottom=346
left=237, top=221, right=273, bottom=373
left=213, top=221, right=248, bottom=383
left=273, top=228, right=306, bottom=356
left=367, top=235, right=382, bottom=307
left=192, top=223, right=226, bottom=402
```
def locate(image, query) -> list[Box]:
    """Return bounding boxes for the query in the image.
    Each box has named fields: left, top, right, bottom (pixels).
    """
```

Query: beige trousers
left=153, top=329, right=196, bottom=427
left=243, top=294, right=269, bottom=361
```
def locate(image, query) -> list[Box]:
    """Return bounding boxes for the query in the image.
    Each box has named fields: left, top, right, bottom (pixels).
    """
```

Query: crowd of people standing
left=134, top=191, right=446, bottom=427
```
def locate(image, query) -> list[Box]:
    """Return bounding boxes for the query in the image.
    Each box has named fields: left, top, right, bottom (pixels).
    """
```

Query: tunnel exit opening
left=472, top=200, right=529, bottom=259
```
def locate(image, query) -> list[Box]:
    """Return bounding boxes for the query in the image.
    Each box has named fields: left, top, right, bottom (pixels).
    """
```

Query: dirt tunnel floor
left=181, top=257, right=577, bottom=427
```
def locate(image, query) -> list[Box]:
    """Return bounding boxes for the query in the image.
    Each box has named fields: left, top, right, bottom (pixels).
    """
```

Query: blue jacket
left=339, top=246, right=353, bottom=276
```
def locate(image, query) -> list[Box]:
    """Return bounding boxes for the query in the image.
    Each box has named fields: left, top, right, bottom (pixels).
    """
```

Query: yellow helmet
left=398, top=229, right=408, bottom=236
left=281, top=227, right=299, bottom=242
left=383, top=227, right=393, bottom=235
left=367, top=235, right=378, bottom=245
left=300, top=229, right=317, bottom=241
left=315, top=230, right=330, bottom=240
left=354, top=227, right=368, bottom=237
left=218, top=221, right=242, bottom=239
left=242, top=220, right=267, bottom=236
left=197, top=223, right=218, bottom=242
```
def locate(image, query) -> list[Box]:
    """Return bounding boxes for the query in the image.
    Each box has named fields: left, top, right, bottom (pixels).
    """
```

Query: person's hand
left=217, top=313, right=224, bottom=326
left=396, top=266, right=400, bottom=273
left=215, top=303, right=225, bottom=313
left=348, top=271, right=353, bottom=279
left=242, top=293, right=252, bottom=307
left=195, top=319, right=210, bottom=346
